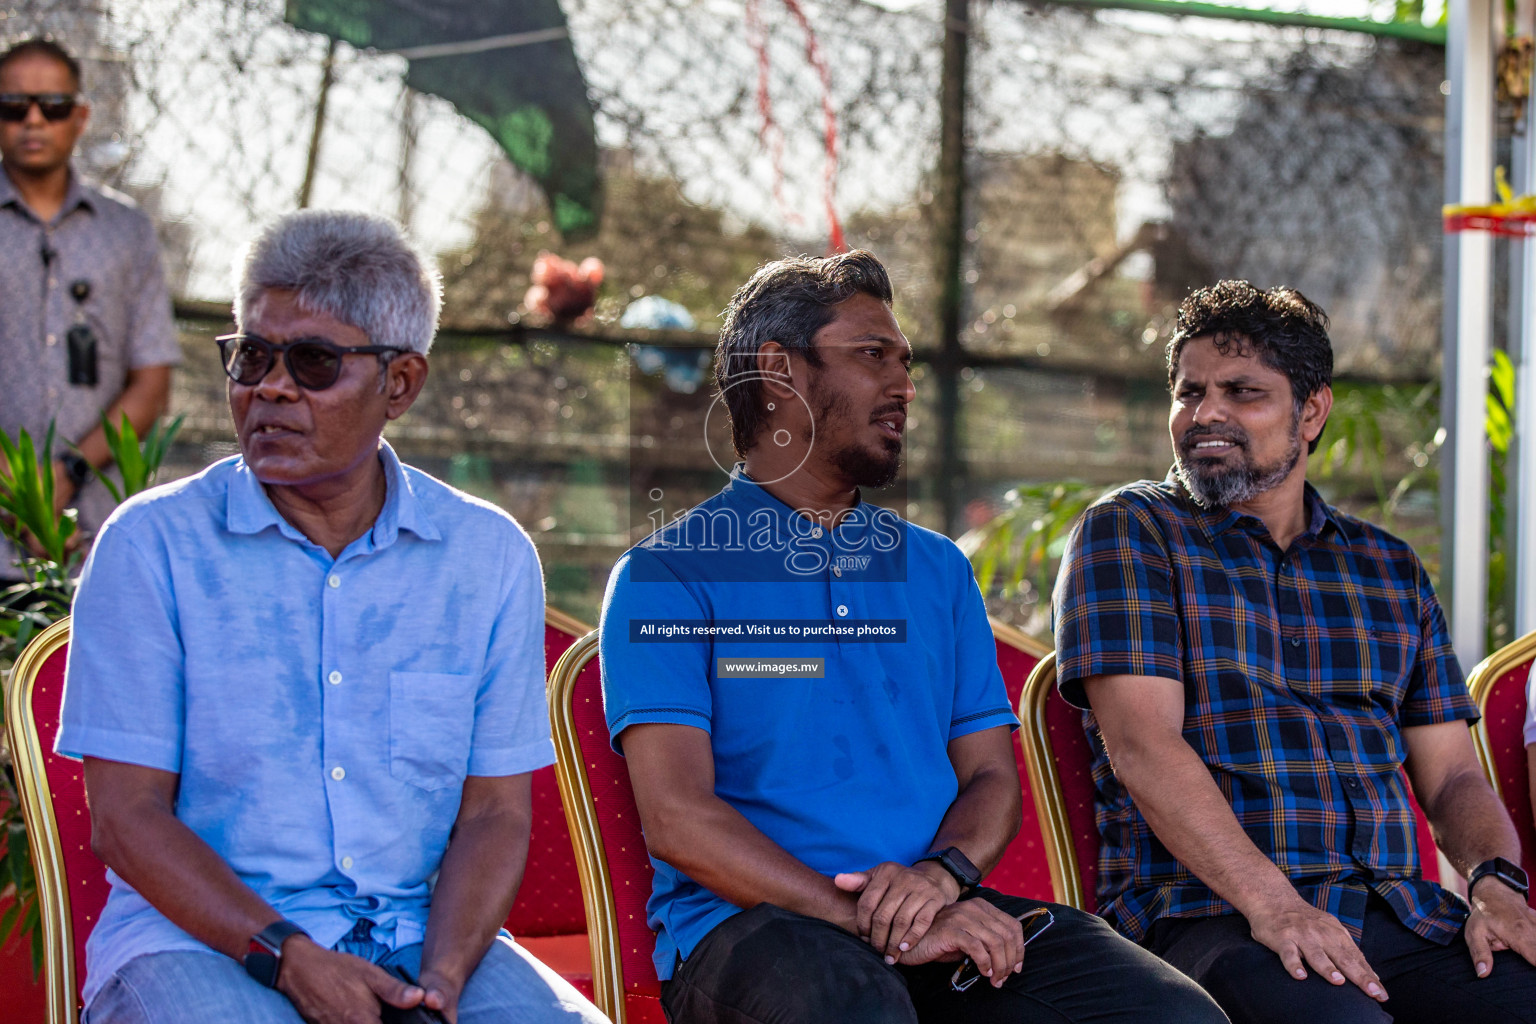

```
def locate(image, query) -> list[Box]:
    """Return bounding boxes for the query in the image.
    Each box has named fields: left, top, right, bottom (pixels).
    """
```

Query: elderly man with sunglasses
left=0, top=37, right=178, bottom=578
left=55, top=210, right=606, bottom=1024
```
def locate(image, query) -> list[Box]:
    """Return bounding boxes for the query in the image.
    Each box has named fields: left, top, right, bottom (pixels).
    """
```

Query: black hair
left=0, top=37, right=82, bottom=92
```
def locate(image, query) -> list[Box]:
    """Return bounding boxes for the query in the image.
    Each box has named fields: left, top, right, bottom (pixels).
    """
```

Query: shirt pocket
left=389, top=671, right=478, bottom=791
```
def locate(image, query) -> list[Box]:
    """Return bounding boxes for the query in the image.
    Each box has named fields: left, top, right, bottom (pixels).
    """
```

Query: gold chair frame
left=1014, top=651, right=1090, bottom=910
left=1464, top=628, right=1536, bottom=799
left=6, top=616, right=77, bottom=1024
left=547, top=628, right=634, bottom=1022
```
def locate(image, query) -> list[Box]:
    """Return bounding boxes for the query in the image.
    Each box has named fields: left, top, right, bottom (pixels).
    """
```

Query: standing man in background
left=0, top=36, right=179, bottom=575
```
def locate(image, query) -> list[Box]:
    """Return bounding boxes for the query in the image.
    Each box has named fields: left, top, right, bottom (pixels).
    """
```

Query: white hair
left=234, top=210, right=442, bottom=354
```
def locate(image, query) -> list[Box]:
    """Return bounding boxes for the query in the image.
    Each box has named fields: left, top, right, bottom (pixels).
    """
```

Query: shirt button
left=341, top=856, right=354, bottom=870
left=833, top=566, right=842, bottom=577
left=328, top=574, right=341, bottom=588
left=812, top=527, right=824, bottom=538
left=328, top=671, right=342, bottom=685
left=46, top=333, right=57, bottom=346
left=1289, top=638, right=1301, bottom=648
left=331, top=766, right=346, bottom=781
left=836, top=604, right=849, bottom=617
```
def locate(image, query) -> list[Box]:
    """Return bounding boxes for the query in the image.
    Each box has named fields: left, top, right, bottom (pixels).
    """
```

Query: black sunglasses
left=0, top=93, right=79, bottom=123
left=215, top=333, right=406, bottom=391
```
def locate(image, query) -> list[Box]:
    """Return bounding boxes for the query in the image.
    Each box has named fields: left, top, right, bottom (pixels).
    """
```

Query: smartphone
left=379, top=966, right=448, bottom=1024
left=949, top=906, right=1054, bottom=992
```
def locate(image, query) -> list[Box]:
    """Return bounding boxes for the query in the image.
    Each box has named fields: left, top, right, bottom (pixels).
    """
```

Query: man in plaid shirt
left=1054, top=281, right=1536, bottom=1023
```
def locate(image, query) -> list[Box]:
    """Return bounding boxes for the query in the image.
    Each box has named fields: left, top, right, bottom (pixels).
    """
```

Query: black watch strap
left=918, top=846, right=982, bottom=892
left=1469, top=857, right=1530, bottom=898
left=244, top=919, right=308, bottom=988
left=59, top=451, right=91, bottom=489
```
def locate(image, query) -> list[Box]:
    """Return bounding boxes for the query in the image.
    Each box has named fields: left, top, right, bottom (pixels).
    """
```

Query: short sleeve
left=57, top=515, right=185, bottom=769
left=125, top=212, right=181, bottom=370
left=1052, top=498, right=1183, bottom=709
left=1398, top=562, right=1477, bottom=729
left=599, top=547, right=713, bottom=754
left=948, top=554, right=1015, bottom=740
left=466, top=529, right=554, bottom=776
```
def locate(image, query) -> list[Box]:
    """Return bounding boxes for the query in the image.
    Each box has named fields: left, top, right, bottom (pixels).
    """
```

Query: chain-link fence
left=6, top=0, right=1450, bottom=628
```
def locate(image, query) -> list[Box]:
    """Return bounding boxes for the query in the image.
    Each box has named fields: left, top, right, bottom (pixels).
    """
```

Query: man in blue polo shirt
left=58, top=211, right=604, bottom=1024
left=600, top=250, right=1227, bottom=1023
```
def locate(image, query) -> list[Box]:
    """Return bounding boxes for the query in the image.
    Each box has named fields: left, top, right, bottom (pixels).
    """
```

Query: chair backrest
left=1019, top=652, right=1449, bottom=913
left=6, top=617, right=98, bottom=1024
left=547, top=630, right=666, bottom=1024
left=1015, top=653, right=1099, bottom=910
left=1466, top=629, right=1536, bottom=898
left=505, top=608, right=593, bottom=938
left=985, top=620, right=1056, bottom=901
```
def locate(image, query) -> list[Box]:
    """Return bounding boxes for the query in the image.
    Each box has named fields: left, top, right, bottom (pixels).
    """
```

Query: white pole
left=1518, top=29, right=1536, bottom=637
left=1445, top=0, right=1495, bottom=667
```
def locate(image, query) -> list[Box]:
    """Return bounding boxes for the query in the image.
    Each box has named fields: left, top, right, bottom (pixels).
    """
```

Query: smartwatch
left=244, top=919, right=308, bottom=988
left=1469, top=857, right=1530, bottom=898
left=59, top=451, right=91, bottom=491
left=918, top=846, right=982, bottom=893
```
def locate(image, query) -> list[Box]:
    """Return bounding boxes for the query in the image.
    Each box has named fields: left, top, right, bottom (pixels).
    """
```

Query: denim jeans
left=83, top=924, right=606, bottom=1024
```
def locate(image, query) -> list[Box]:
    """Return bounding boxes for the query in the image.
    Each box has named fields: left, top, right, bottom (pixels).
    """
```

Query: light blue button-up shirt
left=58, top=443, right=552, bottom=1003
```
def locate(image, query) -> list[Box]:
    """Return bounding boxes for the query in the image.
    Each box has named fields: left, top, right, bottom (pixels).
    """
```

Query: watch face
left=244, top=950, right=280, bottom=988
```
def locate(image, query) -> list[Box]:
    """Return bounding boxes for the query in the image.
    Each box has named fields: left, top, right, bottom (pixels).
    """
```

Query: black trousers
left=1145, top=894, right=1536, bottom=1024
left=660, top=888, right=1229, bottom=1024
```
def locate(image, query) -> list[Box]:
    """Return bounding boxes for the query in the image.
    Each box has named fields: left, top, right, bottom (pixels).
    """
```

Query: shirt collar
left=0, top=165, right=94, bottom=220
left=1164, top=466, right=1340, bottom=546
left=719, top=463, right=879, bottom=541
left=225, top=441, right=440, bottom=546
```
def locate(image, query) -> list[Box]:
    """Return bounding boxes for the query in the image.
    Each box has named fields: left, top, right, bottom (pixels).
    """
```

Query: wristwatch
left=58, top=451, right=91, bottom=491
left=917, top=846, right=982, bottom=893
left=244, top=919, right=308, bottom=988
left=1468, top=857, right=1530, bottom=898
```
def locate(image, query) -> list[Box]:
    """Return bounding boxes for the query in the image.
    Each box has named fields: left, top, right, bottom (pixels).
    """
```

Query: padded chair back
left=1466, top=630, right=1536, bottom=898
left=1019, top=653, right=1448, bottom=913
left=1016, top=653, right=1099, bottom=910
left=505, top=608, right=592, bottom=939
left=6, top=617, right=101, bottom=1024
left=548, top=630, right=666, bottom=1024
left=985, top=620, right=1056, bottom=901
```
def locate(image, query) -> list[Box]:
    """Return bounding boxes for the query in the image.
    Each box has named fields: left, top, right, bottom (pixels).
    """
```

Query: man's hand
left=893, top=900, right=1025, bottom=988
left=1465, top=877, right=1536, bottom=977
left=835, top=861, right=960, bottom=961
left=275, top=937, right=426, bottom=1024
left=418, top=964, right=466, bottom=1024
left=1246, top=897, right=1387, bottom=1002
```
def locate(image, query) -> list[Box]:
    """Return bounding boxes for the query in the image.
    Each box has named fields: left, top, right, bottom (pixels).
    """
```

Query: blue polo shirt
left=600, top=467, right=1015, bottom=979
left=57, top=444, right=551, bottom=1004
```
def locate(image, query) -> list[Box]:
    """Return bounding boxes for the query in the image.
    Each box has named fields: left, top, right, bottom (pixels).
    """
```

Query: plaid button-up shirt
left=1053, top=472, right=1476, bottom=945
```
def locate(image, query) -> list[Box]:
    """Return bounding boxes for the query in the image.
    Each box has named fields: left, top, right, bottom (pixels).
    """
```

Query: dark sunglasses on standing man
left=0, top=93, right=79, bottom=122
left=215, top=333, right=407, bottom=391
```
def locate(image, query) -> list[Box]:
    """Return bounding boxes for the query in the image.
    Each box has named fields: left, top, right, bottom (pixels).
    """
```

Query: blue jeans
left=84, top=927, right=607, bottom=1024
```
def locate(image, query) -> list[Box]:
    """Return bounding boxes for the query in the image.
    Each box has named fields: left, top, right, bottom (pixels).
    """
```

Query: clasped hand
left=276, top=938, right=464, bottom=1024
left=835, top=863, right=1025, bottom=988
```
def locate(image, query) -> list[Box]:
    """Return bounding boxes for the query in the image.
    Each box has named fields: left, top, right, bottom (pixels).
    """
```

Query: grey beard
left=1175, top=438, right=1300, bottom=509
